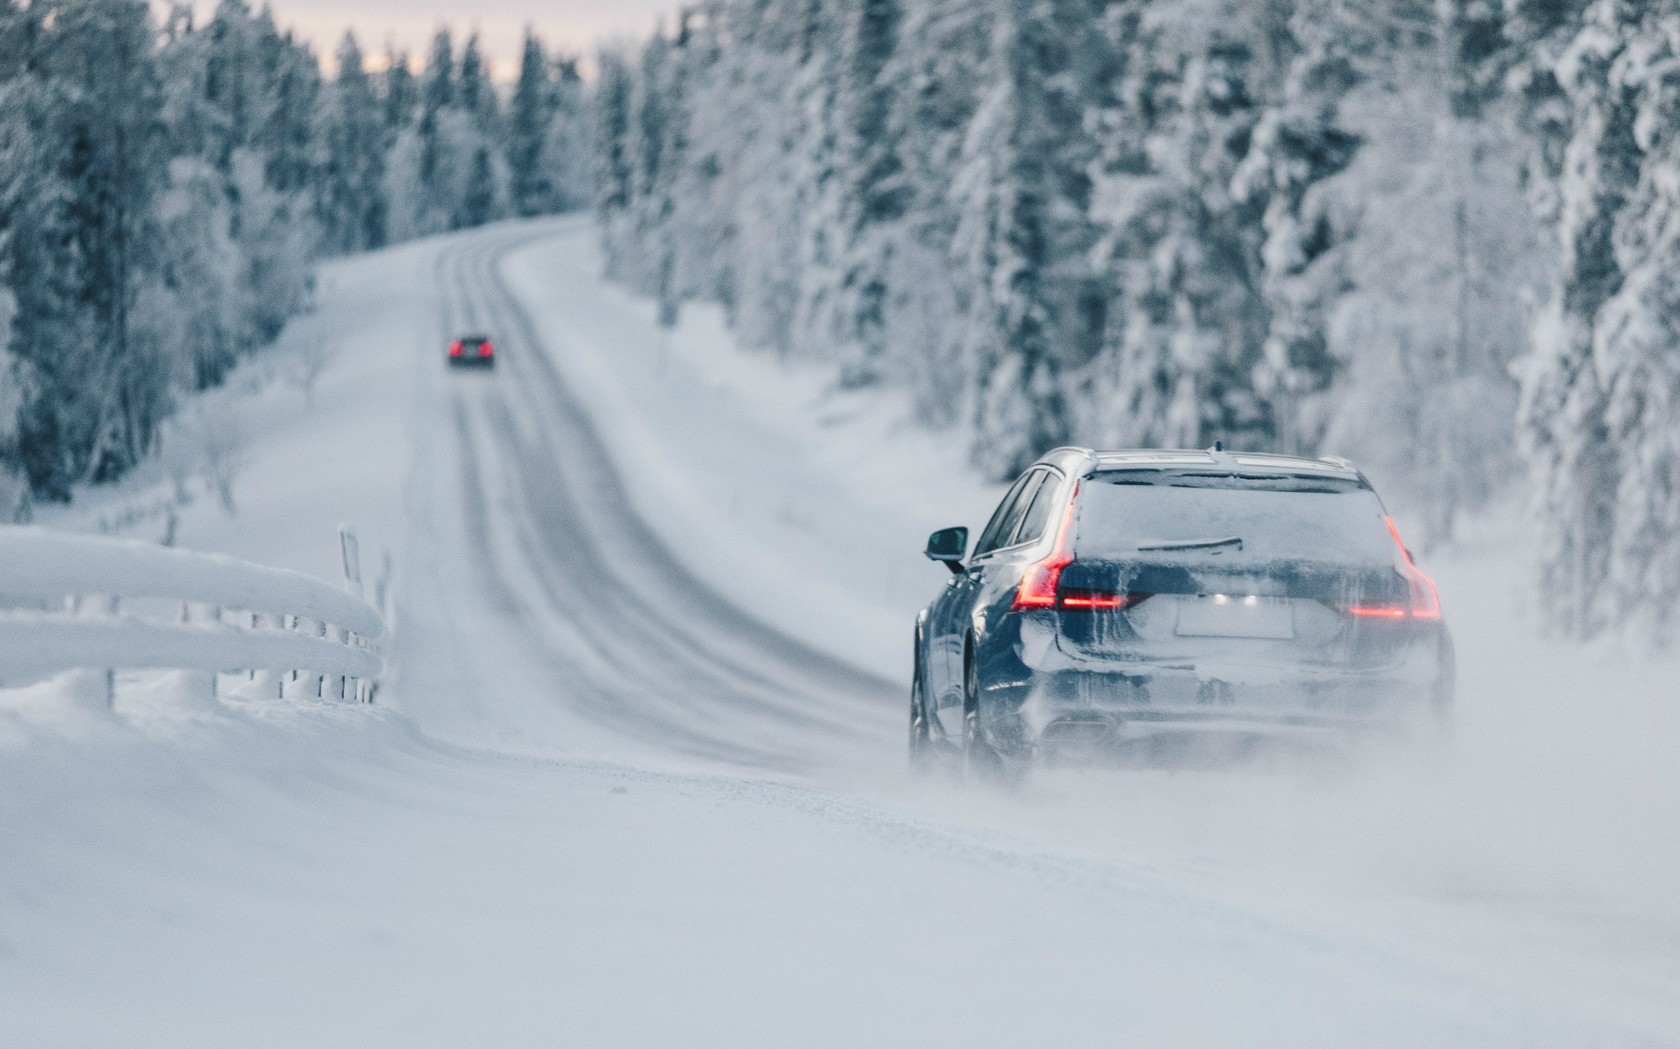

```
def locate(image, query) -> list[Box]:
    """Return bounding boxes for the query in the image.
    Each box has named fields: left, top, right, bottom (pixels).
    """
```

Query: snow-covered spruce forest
left=0, top=0, right=588, bottom=504
left=595, top=0, right=1680, bottom=642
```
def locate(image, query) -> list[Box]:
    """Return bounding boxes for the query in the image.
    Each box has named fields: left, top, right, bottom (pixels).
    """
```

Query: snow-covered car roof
left=1086, top=448, right=1362, bottom=480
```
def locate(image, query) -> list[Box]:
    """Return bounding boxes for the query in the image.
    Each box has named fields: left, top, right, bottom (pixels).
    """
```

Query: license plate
left=1174, top=595, right=1295, bottom=639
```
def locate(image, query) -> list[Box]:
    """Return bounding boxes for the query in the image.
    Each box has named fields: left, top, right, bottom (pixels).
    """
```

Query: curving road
left=400, top=224, right=900, bottom=773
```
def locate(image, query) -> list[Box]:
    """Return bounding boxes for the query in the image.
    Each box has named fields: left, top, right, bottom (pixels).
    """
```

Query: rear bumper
left=975, top=622, right=1451, bottom=756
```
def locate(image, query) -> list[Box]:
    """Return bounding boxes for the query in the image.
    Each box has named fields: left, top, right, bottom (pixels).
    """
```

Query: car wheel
left=908, top=668, right=933, bottom=773
left=962, top=652, right=1020, bottom=789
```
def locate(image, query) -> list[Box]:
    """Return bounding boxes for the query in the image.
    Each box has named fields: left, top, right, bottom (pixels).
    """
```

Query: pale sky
left=173, top=1, right=678, bottom=78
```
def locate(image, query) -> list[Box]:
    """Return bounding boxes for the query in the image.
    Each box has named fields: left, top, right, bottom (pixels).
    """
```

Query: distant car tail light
left=479, top=341, right=494, bottom=357
left=1345, top=517, right=1441, bottom=620
left=449, top=341, right=463, bottom=356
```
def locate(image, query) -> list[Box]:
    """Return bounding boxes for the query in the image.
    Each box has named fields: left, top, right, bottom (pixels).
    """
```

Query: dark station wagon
left=910, top=447, right=1454, bottom=776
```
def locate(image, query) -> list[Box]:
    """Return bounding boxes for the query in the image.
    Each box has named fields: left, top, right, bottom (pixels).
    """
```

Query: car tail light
left=479, top=341, right=494, bottom=357
left=1058, top=589, right=1149, bottom=611
left=1014, top=483, right=1079, bottom=611
left=1013, top=482, right=1151, bottom=612
left=1346, top=603, right=1409, bottom=619
left=1345, top=517, right=1441, bottom=620
left=450, top=341, right=463, bottom=356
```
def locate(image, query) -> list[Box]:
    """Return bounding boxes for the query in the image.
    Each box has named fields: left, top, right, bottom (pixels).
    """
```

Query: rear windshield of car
left=1074, top=469, right=1395, bottom=566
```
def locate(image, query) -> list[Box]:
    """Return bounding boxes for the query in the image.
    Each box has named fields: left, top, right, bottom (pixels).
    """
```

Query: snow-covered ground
left=3, top=218, right=1676, bottom=1047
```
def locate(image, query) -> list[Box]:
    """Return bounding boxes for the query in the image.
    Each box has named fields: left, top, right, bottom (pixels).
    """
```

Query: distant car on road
left=910, top=446, right=1454, bottom=778
left=448, top=334, right=495, bottom=368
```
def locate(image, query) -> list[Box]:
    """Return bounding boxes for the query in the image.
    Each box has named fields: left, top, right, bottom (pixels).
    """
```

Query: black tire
left=962, top=651, right=1021, bottom=790
left=908, top=669, right=933, bottom=773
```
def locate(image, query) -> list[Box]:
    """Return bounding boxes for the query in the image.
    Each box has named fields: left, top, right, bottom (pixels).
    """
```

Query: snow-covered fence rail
left=0, top=526, right=382, bottom=697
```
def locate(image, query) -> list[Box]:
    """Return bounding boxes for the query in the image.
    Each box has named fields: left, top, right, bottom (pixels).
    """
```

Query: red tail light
left=479, top=341, right=494, bottom=357
left=1059, top=589, right=1149, bottom=611
left=449, top=341, right=463, bottom=356
left=1346, top=517, right=1440, bottom=620
left=1399, top=562, right=1442, bottom=619
left=1014, top=483, right=1079, bottom=610
left=1346, top=604, right=1409, bottom=619
left=1012, top=483, right=1152, bottom=612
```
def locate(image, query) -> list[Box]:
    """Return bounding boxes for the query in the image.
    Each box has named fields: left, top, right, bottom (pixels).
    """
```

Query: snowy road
left=4, top=220, right=1677, bottom=1047
left=406, top=228, right=896, bottom=771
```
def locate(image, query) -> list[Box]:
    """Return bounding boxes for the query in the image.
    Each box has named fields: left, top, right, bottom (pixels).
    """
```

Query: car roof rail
left=1038, top=446, right=1101, bottom=474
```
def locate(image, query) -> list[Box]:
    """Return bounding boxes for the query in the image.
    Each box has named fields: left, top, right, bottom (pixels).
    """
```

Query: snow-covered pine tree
left=421, top=28, right=454, bottom=117
left=2, top=0, right=171, bottom=494
left=1084, top=1, right=1274, bottom=454
left=0, top=41, right=85, bottom=497
left=592, top=46, right=638, bottom=281
left=624, top=28, right=684, bottom=303
left=1518, top=0, right=1680, bottom=638
left=0, top=0, right=39, bottom=80
left=315, top=32, right=386, bottom=253
left=0, top=0, right=16, bottom=457
left=1080, top=0, right=1177, bottom=450
left=649, top=9, right=735, bottom=322
left=774, top=0, right=850, bottom=357
left=828, top=0, right=908, bottom=386
left=388, top=27, right=507, bottom=235
left=458, top=32, right=498, bottom=135
left=667, top=0, right=816, bottom=350
left=254, top=20, right=319, bottom=196
left=956, top=0, right=1104, bottom=478
left=381, top=47, right=416, bottom=136
left=460, top=144, right=498, bottom=229
left=1233, top=0, right=1361, bottom=455
left=541, top=54, right=591, bottom=213
left=405, top=27, right=458, bottom=236
left=508, top=30, right=556, bottom=217
left=1302, top=0, right=1542, bottom=546
left=1513, top=0, right=1640, bottom=637
left=874, top=0, right=994, bottom=426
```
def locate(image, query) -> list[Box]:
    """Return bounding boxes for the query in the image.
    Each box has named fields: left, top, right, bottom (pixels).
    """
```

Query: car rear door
left=928, top=470, right=1039, bottom=722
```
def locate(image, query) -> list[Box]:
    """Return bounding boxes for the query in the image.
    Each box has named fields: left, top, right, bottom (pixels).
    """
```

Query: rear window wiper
left=1134, top=536, right=1244, bottom=553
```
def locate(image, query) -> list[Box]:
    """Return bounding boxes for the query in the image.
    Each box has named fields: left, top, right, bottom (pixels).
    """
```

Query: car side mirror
left=924, top=526, right=968, bottom=574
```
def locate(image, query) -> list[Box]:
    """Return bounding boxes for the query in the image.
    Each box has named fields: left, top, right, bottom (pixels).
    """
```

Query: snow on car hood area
left=3, top=219, right=1678, bottom=1047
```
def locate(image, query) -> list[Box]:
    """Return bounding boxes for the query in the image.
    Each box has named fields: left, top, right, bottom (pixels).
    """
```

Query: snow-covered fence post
left=339, top=523, right=363, bottom=599
left=104, top=595, right=119, bottom=707
left=339, top=524, right=364, bottom=703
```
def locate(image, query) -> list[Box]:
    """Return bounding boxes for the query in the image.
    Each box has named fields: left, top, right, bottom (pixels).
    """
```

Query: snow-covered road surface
left=3, top=219, right=1676, bottom=1048
left=401, top=230, right=896, bottom=771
